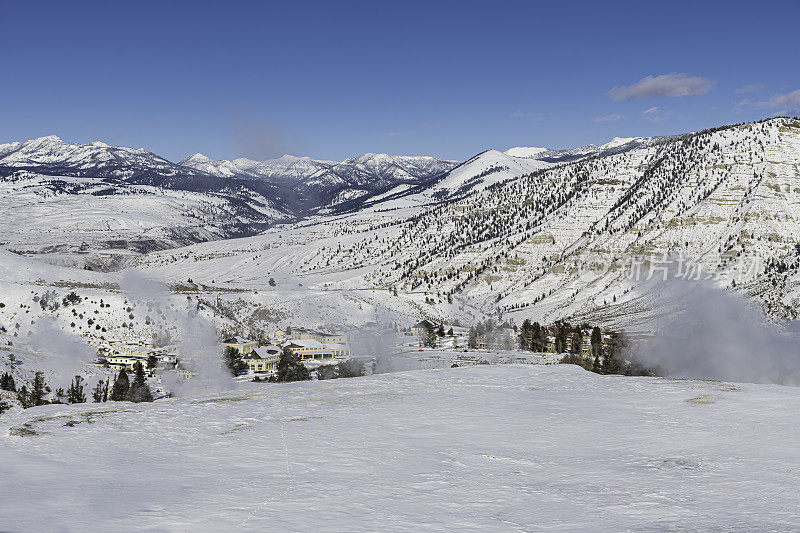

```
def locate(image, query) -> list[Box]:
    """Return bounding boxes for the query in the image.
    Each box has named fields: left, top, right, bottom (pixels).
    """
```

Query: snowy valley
left=7, top=2, right=800, bottom=530
left=2, top=117, right=800, bottom=532
left=3, top=118, right=800, bottom=372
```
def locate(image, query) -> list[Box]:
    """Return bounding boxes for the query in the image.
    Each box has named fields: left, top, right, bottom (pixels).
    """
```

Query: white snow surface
left=1, top=364, right=798, bottom=531
left=503, top=146, right=550, bottom=158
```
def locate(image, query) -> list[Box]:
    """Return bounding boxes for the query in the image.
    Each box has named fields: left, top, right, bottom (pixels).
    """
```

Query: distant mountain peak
left=180, top=153, right=214, bottom=164
left=25, top=134, right=63, bottom=146
left=504, top=146, right=550, bottom=158
left=601, top=136, right=645, bottom=149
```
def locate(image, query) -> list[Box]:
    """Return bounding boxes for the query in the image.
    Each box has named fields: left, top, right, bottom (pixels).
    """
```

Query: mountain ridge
left=127, top=117, right=800, bottom=330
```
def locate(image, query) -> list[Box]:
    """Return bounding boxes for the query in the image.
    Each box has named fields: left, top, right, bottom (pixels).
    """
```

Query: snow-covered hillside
left=0, top=136, right=294, bottom=260
left=505, top=135, right=673, bottom=163
left=419, top=149, right=553, bottom=201
left=3, top=118, right=800, bottom=335
left=129, top=117, right=800, bottom=330
left=2, top=364, right=798, bottom=531
left=382, top=117, right=800, bottom=325
left=0, top=173, right=286, bottom=263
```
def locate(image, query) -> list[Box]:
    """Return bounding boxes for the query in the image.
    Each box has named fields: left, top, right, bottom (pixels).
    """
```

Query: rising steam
left=638, top=279, right=800, bottom=385
left=120, top=269, right=235, bottom=396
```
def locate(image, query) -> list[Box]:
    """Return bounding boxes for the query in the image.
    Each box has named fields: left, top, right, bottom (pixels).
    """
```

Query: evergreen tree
left=31, top=372, right=47, bottom=407
left=467, top=327, right=477, bottom=349
left=0, top=372, right=16, bottom=392
left=602, top=351, right=618, bottom=374
left=91, top=380, right=105, bottom=402
left=271, top=349, right=310, bottom=383
left=53, top=388, right=66, bottom=404
left=531, top=322, right=544, bottom=352
left=16, top=385, right=30, bottom=408
left=110, top=369, right=130, bottom=401
left=591, top=327, right=603, bottom=359
left=602, top=333, right=626, bottom=375
left=555, top=322, right=567, bottom=354
left=146, top=354, right=158, bottom=370
left=102, top=378, right=109, bottom=402
left=133, top=361, right=146, bottom=384
left=336, top=359, right=366, bottom=378
left=420, top=322, right=437, bottom=347
left=223, top=346, right=246, bottom=376
left=126, top=361, right=154, bottom=403
left=67, top=375, right=87, bottom=403
left=572, top=328, right=583, bottom=355
left=519, top=319, right=532, bottom=350
left=315, top=364, right=338, bottom=380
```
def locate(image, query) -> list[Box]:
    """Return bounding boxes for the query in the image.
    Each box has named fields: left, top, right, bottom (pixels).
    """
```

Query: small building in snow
left=411, top=320, right=435, bottom=339
left=243, top=345, right=282, bottom=373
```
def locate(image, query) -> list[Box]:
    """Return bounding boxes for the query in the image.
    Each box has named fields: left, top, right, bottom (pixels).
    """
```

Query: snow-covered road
left=1, top=364, right=798, bottom=531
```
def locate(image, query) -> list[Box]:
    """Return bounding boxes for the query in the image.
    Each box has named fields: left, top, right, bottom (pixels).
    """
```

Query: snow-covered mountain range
left=2, top=117, right=799, bottom=335
left=130, top=117, right=800, bottom=329
left=178, top=151, right=457, bottom=213
left=0, top=136, right=458, bottom=260
left=0, top=132, right=665, bottom=261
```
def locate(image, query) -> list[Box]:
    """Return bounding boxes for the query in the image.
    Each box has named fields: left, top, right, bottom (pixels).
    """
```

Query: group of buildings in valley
left=92, top=326, right=352, bottom=378
left=92, top=340, right=180, bottom=373
left=229, top=328, right=352, bottom=373
left=93, top=319, right=614, bottom=380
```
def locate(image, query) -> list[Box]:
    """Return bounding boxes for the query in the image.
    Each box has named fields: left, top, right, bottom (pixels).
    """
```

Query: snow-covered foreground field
left=2, top=364, right=799, bottom=531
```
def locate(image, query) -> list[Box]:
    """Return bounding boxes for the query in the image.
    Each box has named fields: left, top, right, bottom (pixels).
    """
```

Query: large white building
left=106, top=354, right=147, bottom=371
left=283, top=339, right=351, bottom=360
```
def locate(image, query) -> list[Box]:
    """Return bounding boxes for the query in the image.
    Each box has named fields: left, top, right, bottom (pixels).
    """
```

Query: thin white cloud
left=764, top=89, right=800, bottom=108
left=642, top=106, right=666, bottom=122
left=737, top=89, right=800, bottom=111
left=609, top=73, right=715, bottom=101
left=386, top=132, right=403, bottom=137
left=737, top=83, right=765, bottom=94
left=594, top=113, right=625, bottom=122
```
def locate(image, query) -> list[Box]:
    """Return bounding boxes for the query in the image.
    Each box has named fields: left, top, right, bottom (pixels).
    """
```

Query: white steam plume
left=27, top=317, right=96, bottom=388
left=637, top=279, right=800, bottom=386
left=120, top=269, right=235, bottom=396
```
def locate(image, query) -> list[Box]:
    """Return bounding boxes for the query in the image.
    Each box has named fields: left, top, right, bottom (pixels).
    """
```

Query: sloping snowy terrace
left=1, top=364, right=798, bottom=531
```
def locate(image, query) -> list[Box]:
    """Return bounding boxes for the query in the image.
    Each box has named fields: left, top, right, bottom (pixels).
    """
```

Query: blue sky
left=1, top=0, right=798, bottom=162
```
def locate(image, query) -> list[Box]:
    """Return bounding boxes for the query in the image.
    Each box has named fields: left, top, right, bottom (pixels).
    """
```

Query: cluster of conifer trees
left=0, top=361, right=153, bottom=412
